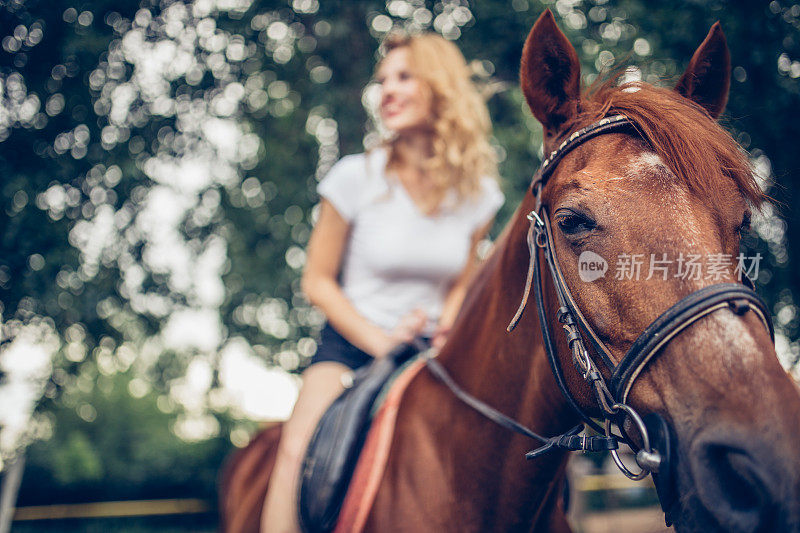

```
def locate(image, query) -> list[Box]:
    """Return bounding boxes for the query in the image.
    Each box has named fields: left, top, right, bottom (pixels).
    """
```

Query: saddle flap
left=297, top=341, right=422, bottom=533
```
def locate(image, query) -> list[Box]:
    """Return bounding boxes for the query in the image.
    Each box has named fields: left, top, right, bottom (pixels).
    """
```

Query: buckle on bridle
left=526, top=210, right=548, bottom=248
left=526, top=209, right=545, bottom=227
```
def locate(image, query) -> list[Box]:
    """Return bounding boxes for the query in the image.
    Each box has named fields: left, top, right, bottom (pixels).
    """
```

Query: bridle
left=424, top=114, right=774, bottom=522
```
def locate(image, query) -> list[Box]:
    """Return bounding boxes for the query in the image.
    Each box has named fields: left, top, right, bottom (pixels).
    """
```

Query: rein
left=424, top=114, right=774, bottom=492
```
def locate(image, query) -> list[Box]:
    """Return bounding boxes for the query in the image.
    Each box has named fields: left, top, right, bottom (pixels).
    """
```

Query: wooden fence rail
left=13, top=498, right=210, bottom=521
left=10, top=474, right=655, bottom=522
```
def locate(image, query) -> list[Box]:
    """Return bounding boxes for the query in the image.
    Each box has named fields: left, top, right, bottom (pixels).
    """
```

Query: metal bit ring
left=604, top=403, right=660, bottom=480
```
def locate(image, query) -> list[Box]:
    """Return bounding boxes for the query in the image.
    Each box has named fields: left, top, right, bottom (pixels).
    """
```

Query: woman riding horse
left=260, top=32, right=503, bottom=533
left=221, top=11, right=800, bottom=533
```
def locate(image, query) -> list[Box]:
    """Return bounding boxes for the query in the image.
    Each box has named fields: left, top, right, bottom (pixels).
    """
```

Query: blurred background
left=1, top=0, right=798, bottom=531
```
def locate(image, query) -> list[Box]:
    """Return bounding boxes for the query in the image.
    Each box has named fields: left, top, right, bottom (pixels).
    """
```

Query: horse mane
left=567, top=79, right=766, bottom=208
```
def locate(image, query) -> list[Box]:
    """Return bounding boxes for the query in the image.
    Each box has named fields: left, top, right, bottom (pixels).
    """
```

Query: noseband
left=425, top=114, right=774, bottom=519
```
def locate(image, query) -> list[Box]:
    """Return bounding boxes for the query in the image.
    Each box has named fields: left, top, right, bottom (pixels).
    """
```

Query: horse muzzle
left=669, top=426, right=800, bottom=533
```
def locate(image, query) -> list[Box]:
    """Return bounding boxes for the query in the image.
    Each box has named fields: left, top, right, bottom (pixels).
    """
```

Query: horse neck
left=420, top=200, right=580, bottom=525
left=437, top=201, right=576, bottom=432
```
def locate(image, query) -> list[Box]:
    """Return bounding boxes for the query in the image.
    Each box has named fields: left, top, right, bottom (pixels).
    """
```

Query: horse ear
left=675, top=22, right=731, bottom=118
left=520, top=10, right=581, bottom=138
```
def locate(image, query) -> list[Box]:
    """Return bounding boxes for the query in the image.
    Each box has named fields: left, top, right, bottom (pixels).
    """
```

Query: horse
left=220, top=10, right=800, bottom=532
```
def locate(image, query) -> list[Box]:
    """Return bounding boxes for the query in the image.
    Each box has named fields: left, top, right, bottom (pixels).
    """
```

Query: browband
left=533, top=114, right=638, bottom=191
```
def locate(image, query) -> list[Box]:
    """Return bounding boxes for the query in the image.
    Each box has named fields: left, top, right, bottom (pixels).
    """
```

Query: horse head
left=518, top=10, right=800, bottom=532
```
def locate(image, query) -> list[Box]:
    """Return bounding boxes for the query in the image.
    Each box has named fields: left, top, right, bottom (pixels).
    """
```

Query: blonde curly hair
left=378, top=32, right=498, bottom=213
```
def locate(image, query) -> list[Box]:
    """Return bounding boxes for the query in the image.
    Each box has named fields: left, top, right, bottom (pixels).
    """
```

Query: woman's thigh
left=280, top=361, right=351, bottom=450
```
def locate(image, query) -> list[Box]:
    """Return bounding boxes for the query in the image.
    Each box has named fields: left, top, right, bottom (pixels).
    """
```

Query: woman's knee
left=275, top=420, right=315, bottom=468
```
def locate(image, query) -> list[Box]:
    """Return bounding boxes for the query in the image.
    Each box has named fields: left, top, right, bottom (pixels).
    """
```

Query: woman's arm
left=432, top=219, right=495, bottom=348
left=302, top=199, right=423, bottom=358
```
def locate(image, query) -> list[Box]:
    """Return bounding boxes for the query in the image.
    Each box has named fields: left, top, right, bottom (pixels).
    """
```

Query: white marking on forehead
left=638, top=151, right=663, bottom=168
left=621, top=151, right=706, bottom=247
left=626, top=151, right=672, bottom=181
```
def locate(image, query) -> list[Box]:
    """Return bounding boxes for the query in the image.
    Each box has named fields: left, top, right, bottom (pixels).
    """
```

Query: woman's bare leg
left=261, top=361, right=350, bottom=533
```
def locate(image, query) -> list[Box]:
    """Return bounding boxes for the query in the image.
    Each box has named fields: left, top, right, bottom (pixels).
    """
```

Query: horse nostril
left=694, top=442, right=776, bottom=532
left=709, top=446, right=766, bottom=507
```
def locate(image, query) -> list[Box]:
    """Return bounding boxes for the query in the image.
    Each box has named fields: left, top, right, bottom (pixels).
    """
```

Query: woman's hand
left=431, top=323, right=451, bottom=350
left=376, top=308, right=427, bottom=357
left=391, top=308, right=427, bottom=343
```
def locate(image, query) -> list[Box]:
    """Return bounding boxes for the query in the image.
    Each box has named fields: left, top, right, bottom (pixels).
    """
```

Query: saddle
left=297, top=340, right=425, bottom=533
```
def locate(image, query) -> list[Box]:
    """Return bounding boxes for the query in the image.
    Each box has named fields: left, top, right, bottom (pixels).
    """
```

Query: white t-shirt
left=317, top=148, right=504, bottom=335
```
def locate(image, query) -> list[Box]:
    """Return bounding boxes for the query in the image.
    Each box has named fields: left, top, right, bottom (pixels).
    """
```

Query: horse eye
left=557, top=213, right=595, bottom=236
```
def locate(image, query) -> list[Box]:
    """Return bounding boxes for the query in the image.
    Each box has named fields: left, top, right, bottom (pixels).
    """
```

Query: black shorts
left=310, top=323, right=373, bottom=370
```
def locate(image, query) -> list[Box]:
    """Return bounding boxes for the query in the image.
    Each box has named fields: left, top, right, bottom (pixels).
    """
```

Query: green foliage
left=51, top=431, right=104, bottom=484
left=18, top=371, right=234, bottom=505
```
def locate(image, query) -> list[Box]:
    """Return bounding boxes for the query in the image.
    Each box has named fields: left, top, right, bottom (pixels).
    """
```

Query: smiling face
left=376, top=47, right=433, bottom=134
